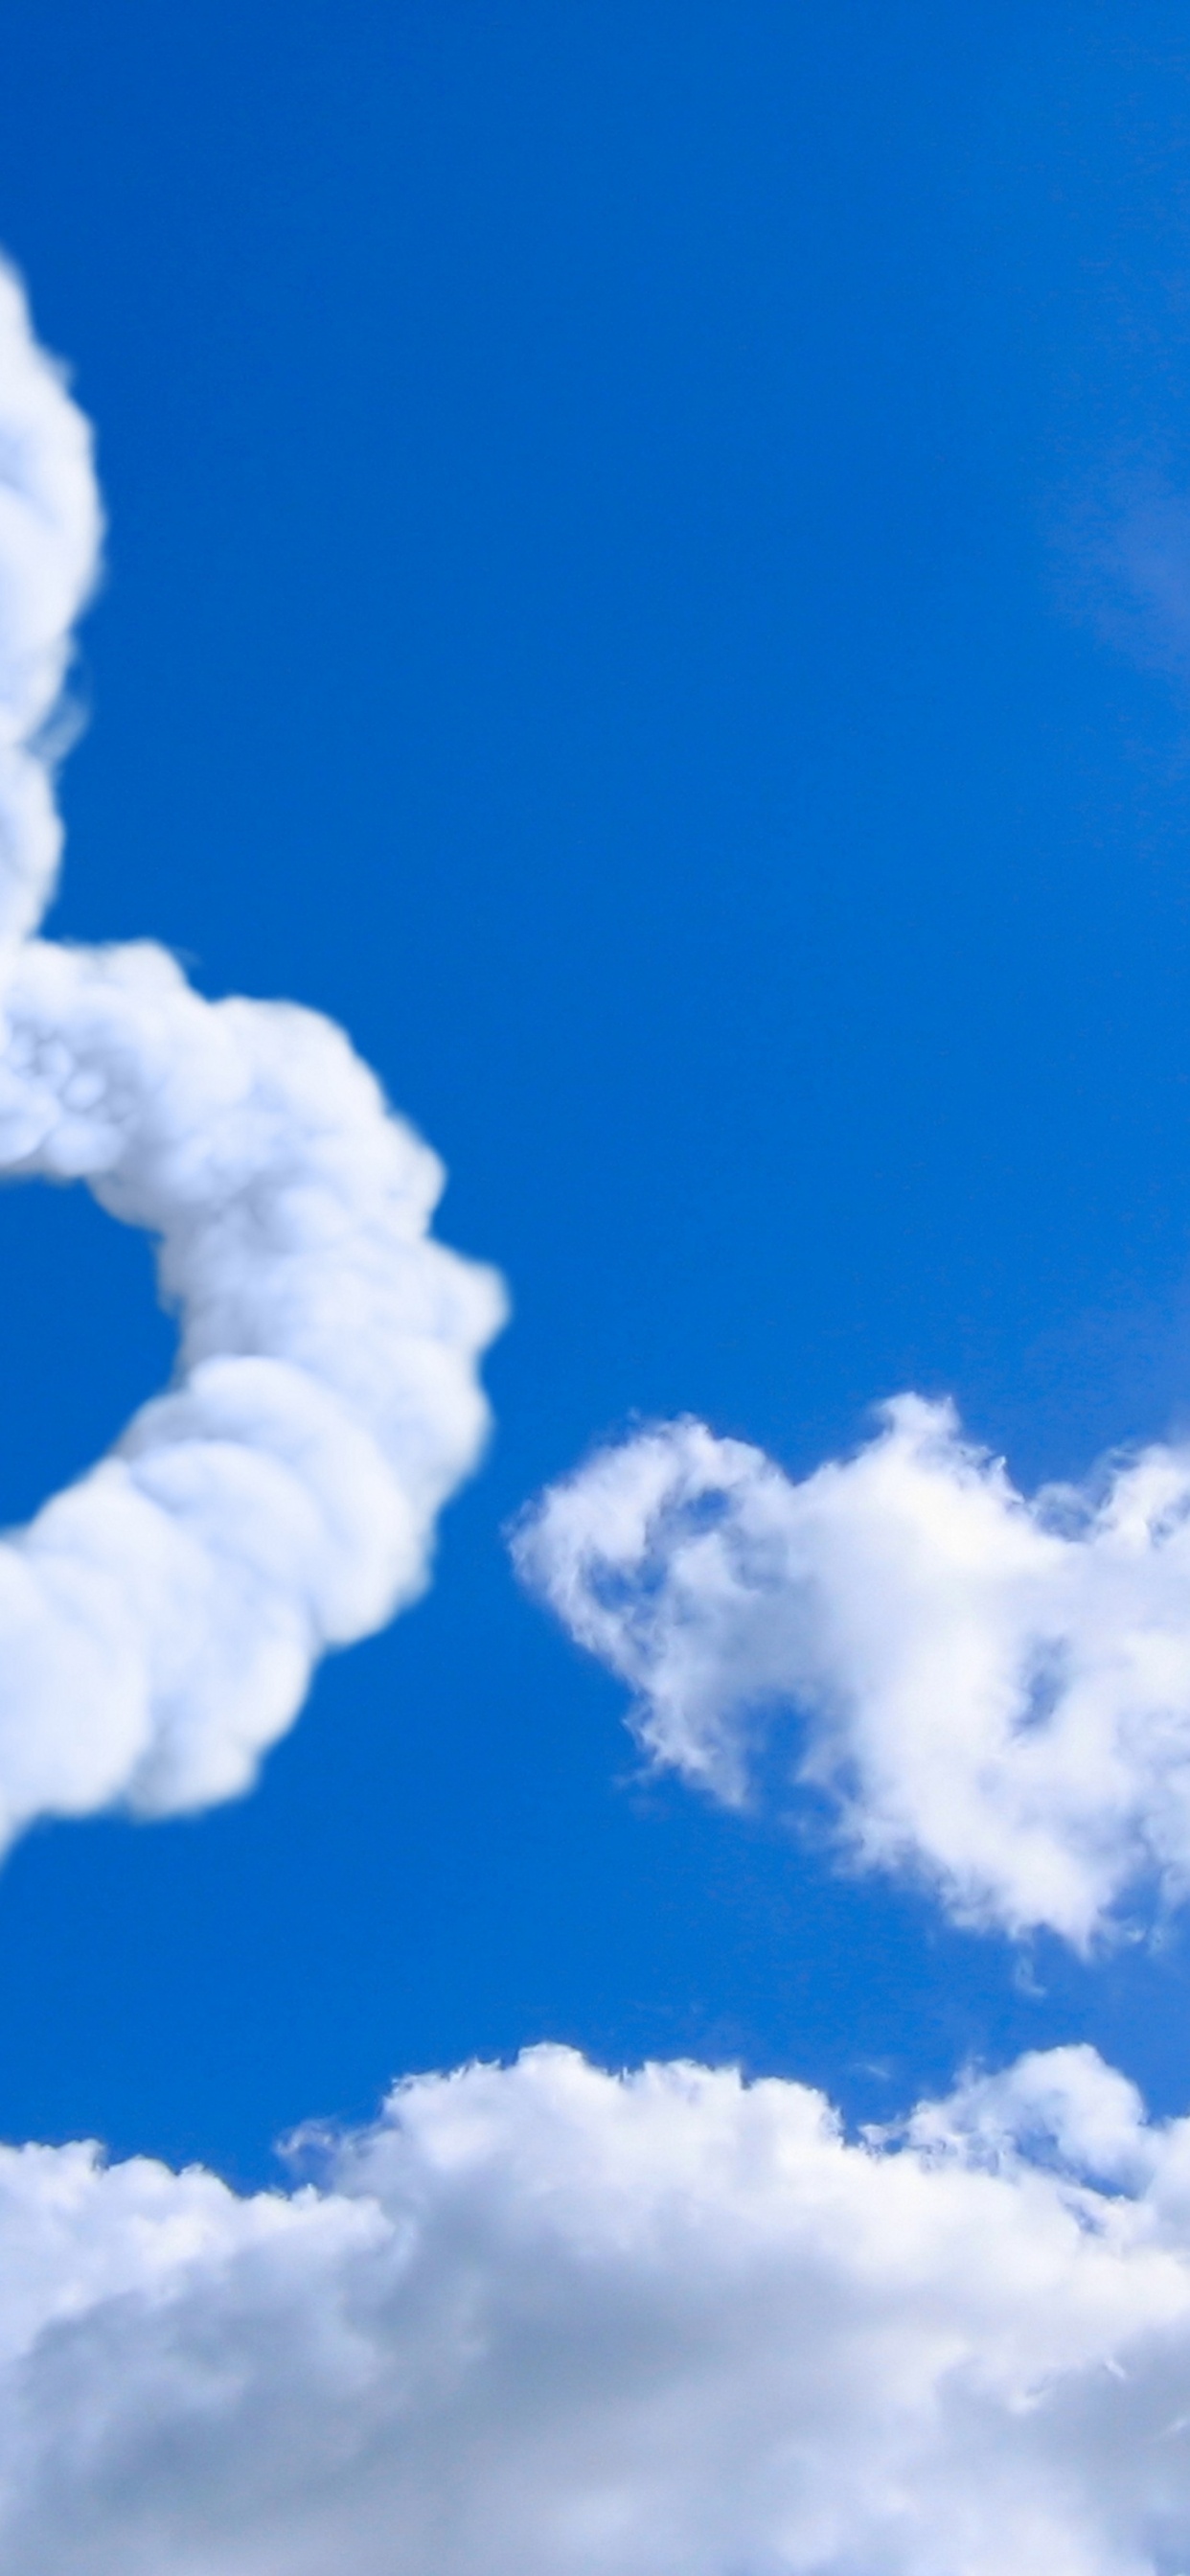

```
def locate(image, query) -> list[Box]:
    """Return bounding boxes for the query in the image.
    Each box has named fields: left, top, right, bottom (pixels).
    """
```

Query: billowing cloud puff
left=0, top=263, right=504, bottom=1850
left=514, top=1401, right=1190, bottom=1944
left=4, top=2040, right=1190, bottom=2571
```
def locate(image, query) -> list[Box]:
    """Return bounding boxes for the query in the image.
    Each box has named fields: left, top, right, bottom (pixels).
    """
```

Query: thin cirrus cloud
left=0, top=262, right=505, bottom=1853
left=5, top=2039, right=1190, bottom=2573
left=1059, top=467, right=1190, bottom=687
left=514, top=1398, right=1190, bottom=1946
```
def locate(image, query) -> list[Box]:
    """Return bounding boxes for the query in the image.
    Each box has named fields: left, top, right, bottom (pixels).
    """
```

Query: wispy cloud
left=0, top=264, right=505, bottom=1851
left=1059, top=464, right=1190, bottom=688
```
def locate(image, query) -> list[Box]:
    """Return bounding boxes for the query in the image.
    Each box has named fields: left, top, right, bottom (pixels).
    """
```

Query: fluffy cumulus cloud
left=0, top=264, right=504, bottom=1850
left=514, top=1400, right=1190, bottom=1945
left=2, top=2041, right=1190, bottom=2572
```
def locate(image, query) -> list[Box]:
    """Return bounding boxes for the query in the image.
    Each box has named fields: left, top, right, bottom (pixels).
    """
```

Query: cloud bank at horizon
left=515, top=1398, right=1190, bottom=1946
left=0, top=263, right=504, bottom=1851
left=3, top=2039, right=1190, bottom=2573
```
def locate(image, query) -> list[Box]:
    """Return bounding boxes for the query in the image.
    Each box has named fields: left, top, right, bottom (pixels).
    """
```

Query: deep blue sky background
left=1, top=2, right=1190, bottom=2181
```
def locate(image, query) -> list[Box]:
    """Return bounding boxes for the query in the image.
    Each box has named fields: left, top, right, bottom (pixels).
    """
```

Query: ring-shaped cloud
left=0, top=264, right=505, bottom=1854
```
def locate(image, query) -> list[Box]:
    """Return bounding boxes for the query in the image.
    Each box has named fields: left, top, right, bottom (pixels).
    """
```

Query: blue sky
left=1, top=0, right=1190, bottom=2214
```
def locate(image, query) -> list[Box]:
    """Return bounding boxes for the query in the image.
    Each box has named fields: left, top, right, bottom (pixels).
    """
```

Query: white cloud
left=513, top=1400, right=1190, bottom=1944
left=0, top=264, right=505, bottom=1848
left=0, top=262, right=102, bottom=946
left=2, top=2041, right=1190, bottom=2571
